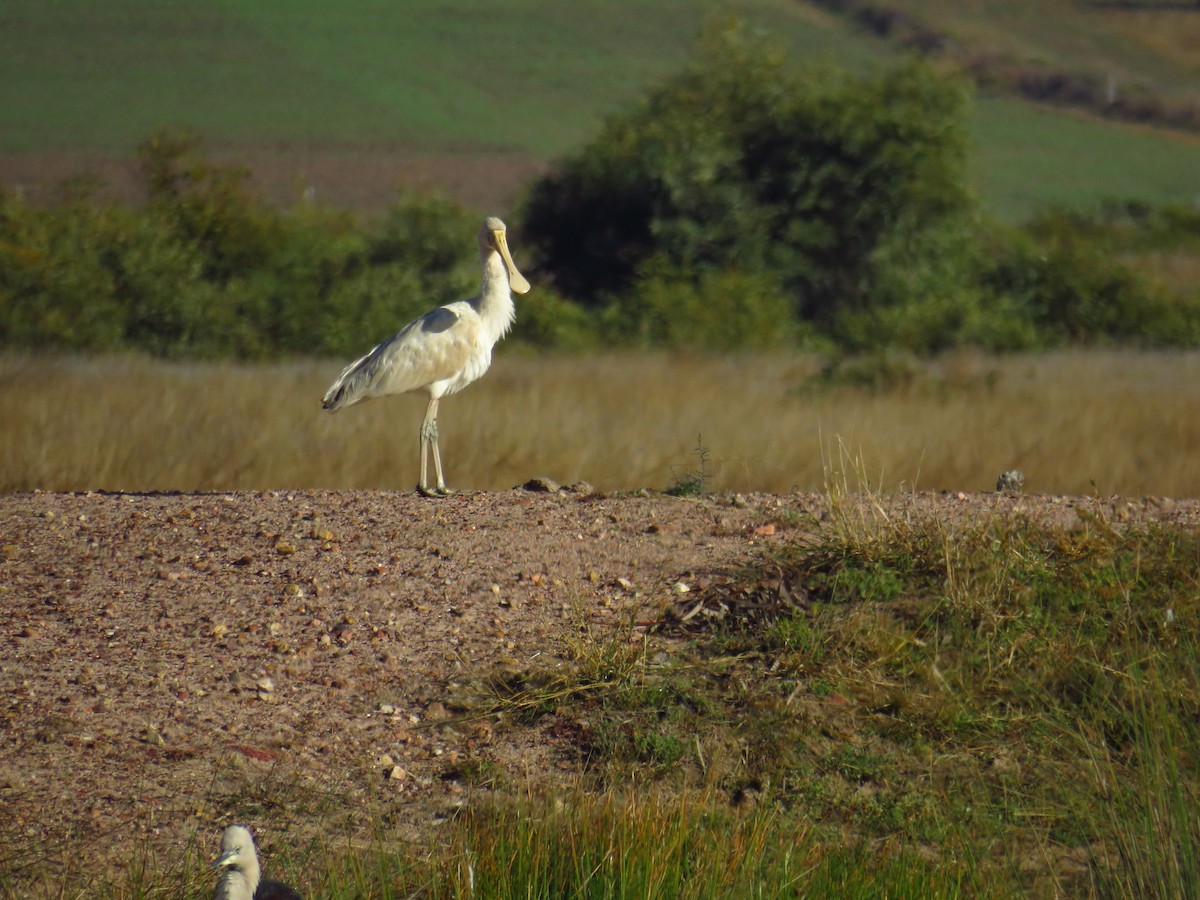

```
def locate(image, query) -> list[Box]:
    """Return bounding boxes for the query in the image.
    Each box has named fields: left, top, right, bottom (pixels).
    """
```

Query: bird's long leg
left=429, top=400, right=451, bottom=495
left=417, top=398, right=451, bottom=497
left=418, top=409, right=430, bottom=494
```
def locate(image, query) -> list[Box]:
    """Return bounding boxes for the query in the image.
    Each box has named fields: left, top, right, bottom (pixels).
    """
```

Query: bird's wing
left=322, top=304, right=480, bottom=410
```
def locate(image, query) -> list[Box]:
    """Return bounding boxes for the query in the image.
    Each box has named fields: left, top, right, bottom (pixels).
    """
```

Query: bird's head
left=482, top=217, right=530, bottom=295
left=212, top=825, right=258, bottom=874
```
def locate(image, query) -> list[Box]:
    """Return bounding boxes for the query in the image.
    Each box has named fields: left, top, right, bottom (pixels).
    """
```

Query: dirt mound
left=1, top=487, right=1194, bottom=886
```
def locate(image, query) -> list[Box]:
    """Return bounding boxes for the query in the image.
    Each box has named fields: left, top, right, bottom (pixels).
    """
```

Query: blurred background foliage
left=2, top=26, right=1199, bottom=360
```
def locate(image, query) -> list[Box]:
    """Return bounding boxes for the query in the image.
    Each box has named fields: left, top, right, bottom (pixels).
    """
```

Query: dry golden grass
left=2, top=349, right=1200, bottom=497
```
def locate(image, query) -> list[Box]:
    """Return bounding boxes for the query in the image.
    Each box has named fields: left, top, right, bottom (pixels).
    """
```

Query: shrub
left=0, top=148, right=498, bottom=359
left=138, top=131, right=279, bottom=285
left=522, top=22, right=976, bottom=337
left=600, top=260, right=801, bottom=350
left=980, top=219, right=1200, bottom=348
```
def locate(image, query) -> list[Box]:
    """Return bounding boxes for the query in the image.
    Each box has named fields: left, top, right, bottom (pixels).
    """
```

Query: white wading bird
left=212, top=825, right=302, bottom=900
left=321, top=216, right=530, bottom=496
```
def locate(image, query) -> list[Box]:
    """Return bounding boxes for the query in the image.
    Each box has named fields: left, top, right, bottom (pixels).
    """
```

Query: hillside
left=1, top=0, right=1197, bottom=217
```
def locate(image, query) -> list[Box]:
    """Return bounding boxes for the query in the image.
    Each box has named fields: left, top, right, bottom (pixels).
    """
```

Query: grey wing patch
left=421, top=307, right=459, bottom=334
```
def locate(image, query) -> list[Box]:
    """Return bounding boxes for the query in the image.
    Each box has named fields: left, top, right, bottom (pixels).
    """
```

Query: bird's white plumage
left=212, top=825, right=261, bottom=900
left=321, top=216, right=529, bottom=495
left=212, top=825, right=302, bottom=900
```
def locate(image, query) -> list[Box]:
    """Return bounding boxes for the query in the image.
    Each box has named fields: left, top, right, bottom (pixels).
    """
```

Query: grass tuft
left=665, top=434, right=712, bottom=497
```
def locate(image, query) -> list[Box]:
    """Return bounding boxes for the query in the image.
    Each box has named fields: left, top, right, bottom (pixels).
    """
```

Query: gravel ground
left=2, top=486, right=1197, bottom=889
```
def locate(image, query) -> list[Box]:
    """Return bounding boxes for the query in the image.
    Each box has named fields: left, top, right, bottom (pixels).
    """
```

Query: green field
left=2, top=0, right=1198, bottom=217
left=0, top=0, right=871, bottom=156
left=970, top=98, right=1200, bottom=220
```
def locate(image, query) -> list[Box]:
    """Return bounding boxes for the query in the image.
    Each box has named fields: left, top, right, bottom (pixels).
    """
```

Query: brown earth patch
left=0, top=146, right=548, bottom=214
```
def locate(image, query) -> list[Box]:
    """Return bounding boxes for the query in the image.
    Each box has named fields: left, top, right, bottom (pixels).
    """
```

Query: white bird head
left=212, top=825, right=260, bottom=899
left=481, top=217, right=530, bottom=295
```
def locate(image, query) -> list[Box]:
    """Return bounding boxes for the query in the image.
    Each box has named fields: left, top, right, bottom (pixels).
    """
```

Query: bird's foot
left=416, top=484, right=455, bottom=498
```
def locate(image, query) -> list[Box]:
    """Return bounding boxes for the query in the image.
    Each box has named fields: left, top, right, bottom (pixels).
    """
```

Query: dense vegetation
left=2, top=31, right=1199, bottom=358
left=523, top=28, right=1200, bottom=353
left=0, top=134, right=590, bottom=359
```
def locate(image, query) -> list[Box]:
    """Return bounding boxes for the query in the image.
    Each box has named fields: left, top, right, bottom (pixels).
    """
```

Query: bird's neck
left=217, top=866, right=259, bottom=899
left=478, top=253, right=517, bottom=341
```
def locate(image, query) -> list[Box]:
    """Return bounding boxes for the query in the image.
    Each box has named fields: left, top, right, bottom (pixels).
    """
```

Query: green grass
left=462, top=495, right=1200, bottom=896
left=1, top=0, right=1198, bottom=218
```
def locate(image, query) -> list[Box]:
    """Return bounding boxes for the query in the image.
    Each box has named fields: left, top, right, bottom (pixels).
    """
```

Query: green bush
left=521, top=23, right=975, bottom=332
left=979, top=220, right=1200, bottom=348
left=509, top=283, right=600, bottom=352
left=0, top=138, right=500, bottom=359
left=600, top=260, right=803, bottom=350
left=138, top=131, right=280, bottom=285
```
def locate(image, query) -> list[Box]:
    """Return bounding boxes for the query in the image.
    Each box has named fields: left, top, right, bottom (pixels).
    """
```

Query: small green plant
left=442, top=755, right=502, bottom=788
left=666, top=434, right=711, bottom=497
left=590, top=722, right=689, bottom=770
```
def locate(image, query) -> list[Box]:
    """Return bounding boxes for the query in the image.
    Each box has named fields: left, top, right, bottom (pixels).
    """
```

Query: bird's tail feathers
left=321, top=352, right=375, bottom=411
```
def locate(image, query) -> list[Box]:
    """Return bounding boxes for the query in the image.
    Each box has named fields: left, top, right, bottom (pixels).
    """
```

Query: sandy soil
left=2, top=486, right=1197, bottom=888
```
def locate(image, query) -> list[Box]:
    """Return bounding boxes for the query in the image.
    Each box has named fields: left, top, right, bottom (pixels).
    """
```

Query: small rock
left=275, top=541, right=297, bottom=556
left=996, top=470, right=1025, bottom=493
left=520, top=477, right=560, bottom=493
